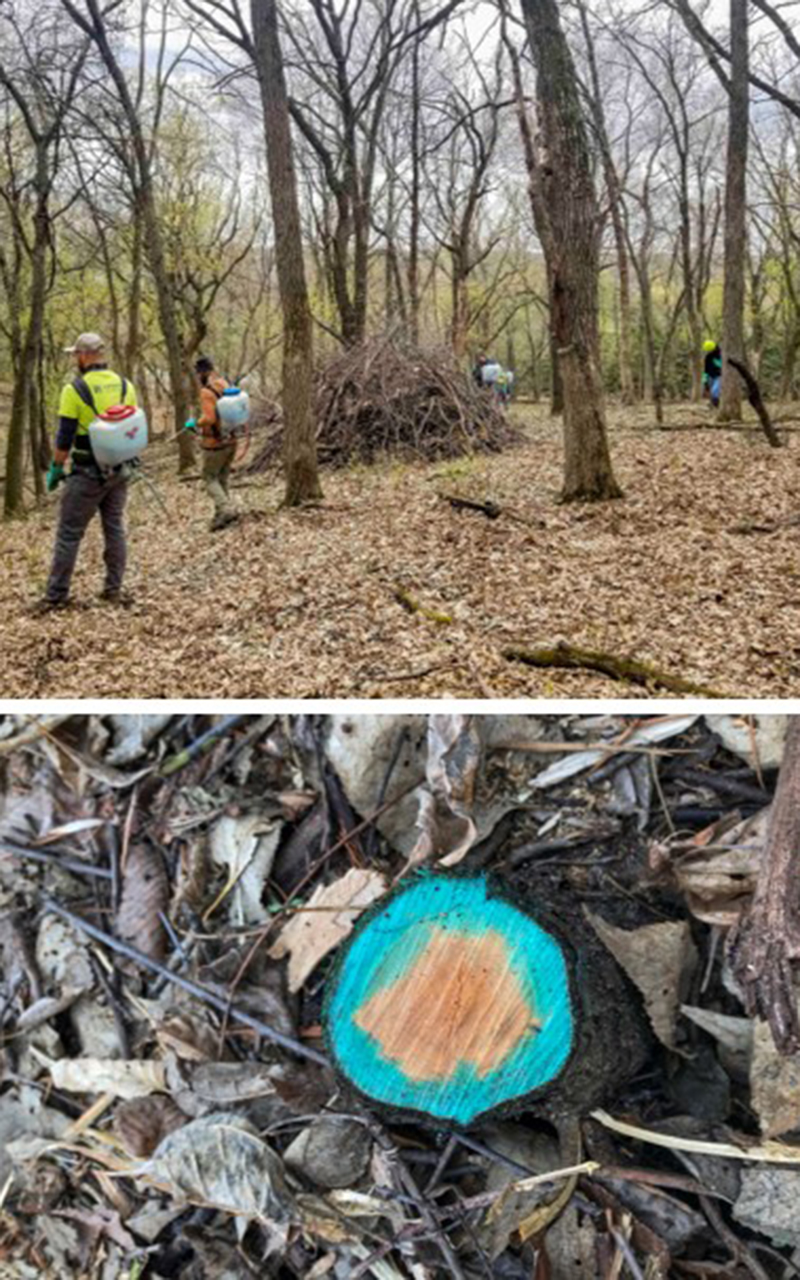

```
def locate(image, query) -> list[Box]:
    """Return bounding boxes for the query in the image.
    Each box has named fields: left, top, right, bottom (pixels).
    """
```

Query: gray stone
left=734, top=1167, right=800, bottom=1246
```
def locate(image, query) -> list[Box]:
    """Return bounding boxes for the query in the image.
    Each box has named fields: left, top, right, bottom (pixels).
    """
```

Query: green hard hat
left=703, top=339, right=717, bottom=353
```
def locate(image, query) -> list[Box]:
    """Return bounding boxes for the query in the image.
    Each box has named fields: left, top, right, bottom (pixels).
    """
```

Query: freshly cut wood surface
left=354, top=927, right=538, bottom=1081
left=325, top=873, right=574, bottom=1125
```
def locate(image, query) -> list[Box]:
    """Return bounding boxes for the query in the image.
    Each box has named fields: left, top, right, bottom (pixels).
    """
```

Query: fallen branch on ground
left=503, top=642, right=727, bottom=697
left=438, top=492, right=502, bottom=519
left=42, top=897, right=330, bottom=1067
left=730, top=515, right=800, bottom=535
left=392, top=585, right=453, bottom=625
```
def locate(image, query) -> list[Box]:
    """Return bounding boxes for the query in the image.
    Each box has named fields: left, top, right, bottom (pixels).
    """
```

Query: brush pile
left=248, top=337, right=518, bottom=472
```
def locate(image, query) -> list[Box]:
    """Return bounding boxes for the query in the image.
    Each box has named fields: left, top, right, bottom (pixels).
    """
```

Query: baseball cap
left=64, top=332, right=105, bottom=354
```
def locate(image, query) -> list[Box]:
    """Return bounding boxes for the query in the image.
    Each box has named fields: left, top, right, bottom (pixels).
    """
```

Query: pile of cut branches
left=248, top=337, right=519, bottom=472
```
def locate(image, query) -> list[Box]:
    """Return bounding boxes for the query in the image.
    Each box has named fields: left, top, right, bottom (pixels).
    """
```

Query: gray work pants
left=46, top=468, right=128, bottom=602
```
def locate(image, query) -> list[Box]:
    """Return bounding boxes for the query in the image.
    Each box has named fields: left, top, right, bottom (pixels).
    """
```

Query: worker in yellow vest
left=33, top=332, right=138, bottom=614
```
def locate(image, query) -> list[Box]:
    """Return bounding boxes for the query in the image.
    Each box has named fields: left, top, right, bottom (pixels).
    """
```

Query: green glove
left=184, top=418, right=197, bottom=433
left=46, top=461, right=65, bottom=493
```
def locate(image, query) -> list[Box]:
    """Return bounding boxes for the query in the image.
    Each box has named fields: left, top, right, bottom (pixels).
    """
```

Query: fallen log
left=438, top=492, right=502, bottom=519
left=503, top=642, right=726, bottom=697
left=727, top=357, right=782, bottom=447
left=730, top=515, right=800, bottom=536
left=323, top=871, right=650, bottom=1127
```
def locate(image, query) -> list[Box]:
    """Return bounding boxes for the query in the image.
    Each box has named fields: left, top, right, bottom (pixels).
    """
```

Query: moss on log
left=503, top=642, right=726, bottom=698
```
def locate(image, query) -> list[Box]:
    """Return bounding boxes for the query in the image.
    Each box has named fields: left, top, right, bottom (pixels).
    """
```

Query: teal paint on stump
left=325, top=874, right=574, bottom=1125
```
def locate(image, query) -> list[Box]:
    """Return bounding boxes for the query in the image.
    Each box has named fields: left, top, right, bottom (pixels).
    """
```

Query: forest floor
left=0, top=711, right=796, bottom=1279
left=3, top=401, right=800, bottom=698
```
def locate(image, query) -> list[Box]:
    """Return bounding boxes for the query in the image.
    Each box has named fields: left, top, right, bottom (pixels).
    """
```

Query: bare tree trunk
left=502, top=16, right=563, bottom=417
left=251, top=0, right=322, bottom=505
left=451, top=253, right=470, bottom=359
left=731, top=717, right=800, bottom=1055
left=520, top=0, right=621, bottom=500
left=575, top=0, right=634, bottom=404
left=718, top=0, right=749, bottom=421
left=407, top=5, right=422, bottom=346
left=4, top=146, right=49, bottom=519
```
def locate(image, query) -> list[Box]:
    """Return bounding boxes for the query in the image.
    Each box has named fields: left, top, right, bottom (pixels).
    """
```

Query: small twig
left=699, top=1192, right=771, bottom=1280
left=609, top=1225, right=646, bottom=1280
left=425, top=1134, right=458, bottom=1195
left=367, top=725, right=409, bottom=861
left=160, top=715, right=249, bottom=777
left=119, top=784, right=138, bottom=881
left=41, top=897, right=329, bottom=1068
left=396, top=1162, right=466, bottom=1280
left=0, top=843, right=112, bottom=881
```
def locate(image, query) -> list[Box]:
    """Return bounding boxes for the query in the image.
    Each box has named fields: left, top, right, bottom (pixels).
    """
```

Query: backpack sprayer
left=86, top=399, right=170, bottom=518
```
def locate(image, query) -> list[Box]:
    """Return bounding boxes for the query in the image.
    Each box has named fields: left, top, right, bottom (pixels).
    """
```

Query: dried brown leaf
left=47, top=1056, right=167, bottom=1099
left=586, top=911, right=698, bottom=1049
left=156, top=1012, right=220, bottom=1062
left=269, top=867, right=387, bottom=993
left=406, top=714, right=482, bottom=868
left=114, top=1096, right=188, bottom=1158
left=750, top=1018, right=800, bottom=1138
left=115, top=843, right=169, bottom=962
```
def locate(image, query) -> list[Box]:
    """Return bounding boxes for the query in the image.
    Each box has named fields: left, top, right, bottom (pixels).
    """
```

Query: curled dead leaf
left=138, top=1113, right=294, bottom=1237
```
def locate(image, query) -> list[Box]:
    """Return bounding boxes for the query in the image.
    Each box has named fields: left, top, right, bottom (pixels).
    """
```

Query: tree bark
left=718, top=0, right=749, bottom=421
left=730, top=717, right=800, bottom=1054
left=251, top=0, right=322, bottom=505
left=4, top=143, right=49, bottom=519
left=519, top=0, right=621, bottom=500
left=575, top=0, right=634, bottom=404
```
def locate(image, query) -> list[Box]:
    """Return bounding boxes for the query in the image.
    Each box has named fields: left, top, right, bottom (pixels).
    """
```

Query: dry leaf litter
left=4, top=405, right=800, bottom=696
left=2, top=713, right=800, bottom=1277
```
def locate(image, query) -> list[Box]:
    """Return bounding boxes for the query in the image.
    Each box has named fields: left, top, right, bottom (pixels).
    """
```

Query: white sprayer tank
left=88, top=404, right=149, bottom=469
left=216, top=386, right=250, bottom=437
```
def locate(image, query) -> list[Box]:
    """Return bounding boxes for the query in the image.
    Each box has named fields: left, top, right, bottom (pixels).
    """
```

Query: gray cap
left=64, top=332, right=105, bottom=354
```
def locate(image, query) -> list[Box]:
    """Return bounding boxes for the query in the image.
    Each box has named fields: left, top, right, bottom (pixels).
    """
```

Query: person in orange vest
left=186, top=355, right=240, bottom=531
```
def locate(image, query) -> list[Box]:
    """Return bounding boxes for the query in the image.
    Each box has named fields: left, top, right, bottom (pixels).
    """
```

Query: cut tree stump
left=325, top=874, right=573, bottom=1125
left=324, top=871, right=652, bottom=1127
